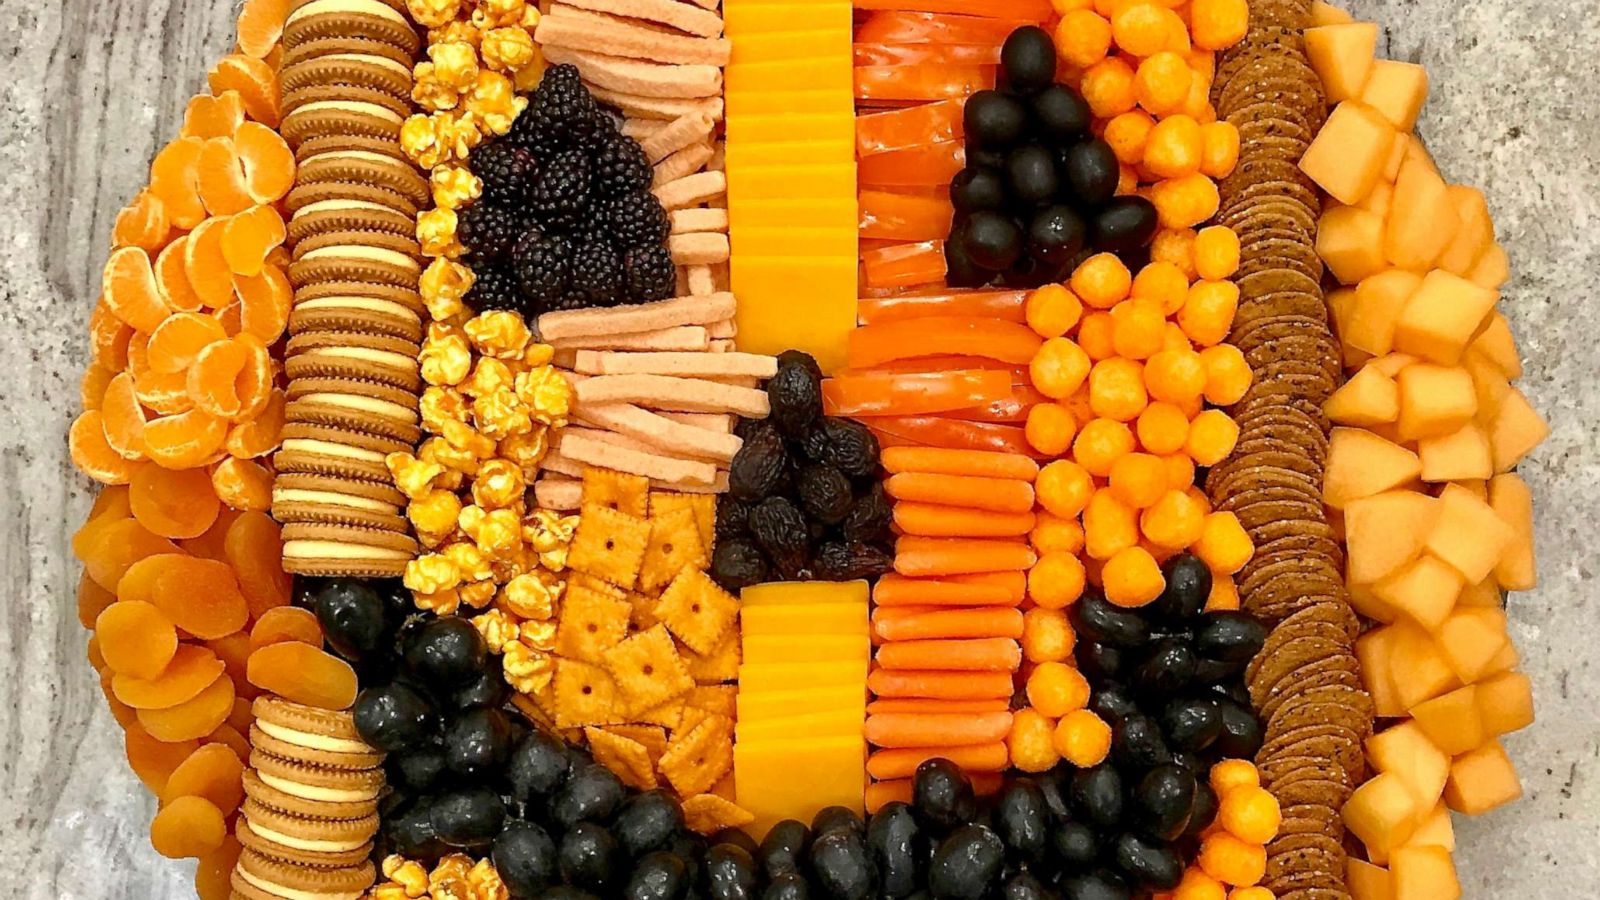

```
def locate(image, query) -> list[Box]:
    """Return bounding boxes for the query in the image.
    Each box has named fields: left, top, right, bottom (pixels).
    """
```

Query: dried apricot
left=248, top=606, right=323, bottom=652
left=100, top=671, right=141, bottom=728
left=211, top=457, right=273, bottom=511
left=226, top=696, right=254, bottom=733
left=125, top=723, right=200, bottom=794
left=113, top=190, right=171, bottom=254
left=234, top=263, right=291, bottom=343
left=70, top=411, right=140, bottom=486
left=161, top=741, right=244, bottom=812
left=149, top=556, right=250, bottom=639
left=149, top=137, right=207, bottom=230
left=113, top=644, right=226, bottom=710
left=144, top=408, right=229, bottom=470
left=225, top=388, right=285, bottom=458
left=154, top=235, right=205, bottom=313
left=77, top=517, right=180, bottom=590
left=87, top=633, right=107, bottom=671
left=206, top=631, right=254, bottom=689
left=183, top=217, right=236, bottom=308
left=208, top=722, right=253, bottom=760
left=197, top=137, right=253, bottom=217
left=148, top=313, right=228, bottom=375
left=150, top=794, right=227, bottom=859
left=221, top=204, right=285, bottom=276
left=135, top=367, right=196, bottom=416
left=234, top=120, right=295, bottom=202
left=89, top=300, right=134, bottom=370
left=187, top=338, right=249, bottom=419
left=129, top=464, right=221, bottom=539
left=225, top=512, right=291, bottom=619
left=195, top=835, right=243, bottom=900
left=246, top=641, right=359, bottom=710
left=78, top=569, right=119, bottom=628
left=208, top=55, right=281, bottom=127
left=97, top=601, right=180, bottom=680
left=179, top=507, right=242, bottom=562
left=182, top=91, right=245, bottom=140
left=116, top=553, right=179, bottom=604
left=236, top=0, right=290, bottom=58
left=100, top=371, right=149, bottom=461
left=139, top=673, right=236, bottom=742
left=103, top=246, right=169, bottom=334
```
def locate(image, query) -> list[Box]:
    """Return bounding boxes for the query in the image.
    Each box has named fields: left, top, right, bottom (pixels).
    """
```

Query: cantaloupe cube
left=1301, top=101, right=1396, bottom=204
left=1372, top=555, right=1461, bottom=632
left=1347, top=269, right=1423, bottom=356
left=1488, top=473, right=1536, bottom=591
left=1344, top=772, right=1423, bottom=856
left=1468, top=243, right=1509, bottom=289
left=1357, top=626, right=1406, bottom=717
left=1318, top=205, right=1387, bottom=284
left=1437, top=606, right=1509, bottom=684
left=1390, top=621, right=1463, bottom=710
left=1406, top=802, right=1457, bottom=851
left=1453, top=479, right=1490, bottom=501
left=1467, top=313, right=1522, bottom=380
left=1349, top=576, right=1400, bottom=623
left=1361, top=60, right=1430, bottom=131
left=1359, top=181, right=1395, bottom=218
left=1417, top=423, right=1492, bottom=483
left=1411, top=685, right=1485, bottom=757
left=1383, top=131, right=1409, bottom=182
left=1484, top=641, right=1519, bottom=678
left=1389, top=845, right=1461, bottom=900
left=1326, top=366, right=1402, bottom=427
left=1443, top=740, right=1522, bottom=815
left=1396, top=364, right=1476, bottom=441
left=1475, top=671, right=1535, bottom=738
left=1393, top=270, right=1498, bottom=365
left=1485, top=387, right=1548, bottom=473
left=1312, top=0, right=1357, bottom=26
left=1324, top=428, right=1420, bottom=509
left=1348, top=859, right=1394, bottom=900
left=1370, top=352, right=1419, bottom=378
left=1385, top=159, right=1458, bottom=272
left=1368, top=720, right=1451, bottom=806
left=1464, top=354, right=1511, bottom=425
left=1345, top=490, right=1439, bottom=583
left=1327, top=287, right=1371, bottom=368
left=1423, top=483, right=1515, bottom=584
left=1455, top=578, right=1501, bottom=608
left=1306, top=23, right=1380, bottom=103
left=1436, top=186, right=1494, bottom=277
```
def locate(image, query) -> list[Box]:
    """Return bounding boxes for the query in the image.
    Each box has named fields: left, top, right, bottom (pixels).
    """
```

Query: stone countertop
left=0, top=0, right=1595, bottom=896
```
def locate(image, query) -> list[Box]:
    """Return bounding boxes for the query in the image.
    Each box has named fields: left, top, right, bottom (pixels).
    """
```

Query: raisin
left=814, top=541, right=894, bottom=581
left=797, top=464, right=854, bottom=525
left=150, top=795, right=226, bottom=859
left=714, top=494, right=753, bottom=542
left=162, top=743, right=245, bottom=813
left=777, top=349, right=824, bottom=382
left=246, top=641, right=359, bottom=710
left=842, top=482, right=893, bottom=544
left=138, top=673, right=236, bottom=742
left=710, top=538, right=768, bottom=592
left=728, top=421, right=789, bottom=502
left=810, top=418, right=881, bottom=478
left=766, top=354, right=822, bottom=438
left=749, top=496, right=810, bottom=580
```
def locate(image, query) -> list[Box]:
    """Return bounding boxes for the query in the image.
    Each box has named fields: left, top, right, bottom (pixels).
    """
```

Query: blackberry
left=622, top=243, right=675, bottom=303
left=469, top=142, right=536, bottom=206
left=566, top=240, right=624, bottom=307
left=512, top=232, right=570, bottom=311
left=590, top=132, right=652, bottom=197
left=522, top=64, right=602, bottom=151
left=528, top=149, right=591, bottom=230
left=456, top=202, right=523, bottom=261
left=464, top=265, right=523, bottom=313
left=605, top=191, right=670, bottom=250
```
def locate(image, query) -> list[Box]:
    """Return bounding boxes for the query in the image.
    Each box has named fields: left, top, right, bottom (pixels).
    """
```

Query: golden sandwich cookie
left=285, top=376, right=421, bottom=444
left=280, top=521, right=418, bottom=578
left=275, top=422, right=413, bottom=482
left=286, top=331, right=423, bottom=391
left=270, top=472, right=409, bottom=532
left=230, top=847, right=376, bottom=900
left=235, top=816, right=375, bottom=870
left=289, top=230, right=422, bottom=289
left=282, top=0, right=421, bottom=57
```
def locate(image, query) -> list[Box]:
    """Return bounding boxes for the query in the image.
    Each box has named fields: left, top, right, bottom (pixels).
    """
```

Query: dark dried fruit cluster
left=458, top=64, right=675, bottom=319
left=712, top=351, right=893, bottom=590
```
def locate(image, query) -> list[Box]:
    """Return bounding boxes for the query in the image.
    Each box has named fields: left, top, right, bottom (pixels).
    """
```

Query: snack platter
left=64, top=0, right=1549, bottom=898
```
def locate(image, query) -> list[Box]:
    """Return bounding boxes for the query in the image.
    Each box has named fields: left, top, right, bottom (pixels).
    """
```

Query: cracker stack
left=273, top=0, right=426, bottom=576
left=1203, top=0, right=1375, bottom=895
left=230, top=697, right=384, bottom=900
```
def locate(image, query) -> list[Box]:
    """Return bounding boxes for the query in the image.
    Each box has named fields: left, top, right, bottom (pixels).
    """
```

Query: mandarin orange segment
left=181, top=91, right=246, bottom=140
left=129, top=464, right=221, bottom=539
left=180, top=507, right=242, bottom=562
left=196, top=137, right=254, bottom=217
left=80, top=363, right=115, bottom=412
left=150, top=794, right=227, bottom=859
left=184, top=217, right=237, bottom=308
left=221, top=204, right=285, bottom=276
left=149, top=137, right=207, bottom=230
left=89, top=300, right=134, bottom=370
left=225, top=512, right=291, bottom=620
left=76, top=515, right=180, bottom=588
left=248, top=606, right=324, bottom=653
left=207, top=721, right=253, bottom=760
left=112, top=644, right=227, bottom=710
left=144, top=408, right=229, bottom=470
left=235, top=121, right=296, bottom=203
left=78, top=568, right=119, bottom=628
left=147, top=556, right=250, bottom=640
left=135, top=367, right=197, bottom=416
left=125, top=724, right=201, bottom=795
left=234, top=263, right=291, bottom=343
left=101, top=671, right=141, bottom=728
left=208, top=55, right=281, bottom=127
left=148, top=312, right=229, bottom=375
left=138, top=673, right=237, bottom=742
left=103, top=246, right=171, bottom=333
left=112, top=190, right=172, bottom=254
left=246, top=641, right=359, bottom=710
left=236, top=0, right=290, bottom=58
left=211, top=457, right=273, bottom=511
left=187, top=338, right=249, bottom=419
left=154, top=236, right=205, bottom=313
left=95, top=600, right=180, bottom=680
left=232, top=332, right=276, bottom=422
left=225, top=388, right=285, bottom=458
left=213, top=300, right=243, bottom=336
left=126, top=330, right=152, bottom=377
left=195, top=835, right=244, bottom=900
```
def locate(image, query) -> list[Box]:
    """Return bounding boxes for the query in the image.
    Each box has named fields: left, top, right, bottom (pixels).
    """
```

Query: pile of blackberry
left=458, top=64, right=675, bottom=317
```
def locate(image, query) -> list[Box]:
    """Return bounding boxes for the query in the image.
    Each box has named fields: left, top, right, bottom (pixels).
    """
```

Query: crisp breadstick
left=712, top=262, right=729, bottom=291
left=653, top=470, right=729, bottom=494
left=707, top=140, right=725, bottom=172
left=653, top=171, right=727, bottom=211
left=540, top=453, right=585, bottom=479
left=576, top=374, right=771, bottom=416
left=706, top=318, right=736, bottom=339
left=622, top=118, right=669, bottom=140
left=572, top=402, right=744, bottom=462
left=641, top=112, right=717, bottom=164
left=588, top=84, right=724, bottom=121
left=660, top=411, right=734, bottom=433
left=556, top=0, right=725, bottom=38
left=539, top=293, right=736, bottom=340
left=537, top=7, right=732, bottom=66
left=653, top=142, right=716, bottom=186
left=670, top=208, right=728, bottom=234
left=709, top=339, right=734, bottom=352
left=674, top=266, right=691, bottom=297
left=535, top=477, right=583, bottom=510
left=541, top=45, right=722, bottom=99
left=548, top=326, right=710, bottom=352
left=559, top=432, right=718, bottom=487
left=669, top=233, right=729, bottom=266
left=686, top=265, right=716, bottom=296
left=572, top=351, right=777, bottom=378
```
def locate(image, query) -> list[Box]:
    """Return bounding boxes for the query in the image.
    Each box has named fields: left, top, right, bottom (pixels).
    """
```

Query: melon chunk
left=1368, top=720, right=1450, bottom=806
left=1390, top=621, right=1463, bottom=711
left=1455, top=578, right=1501, bottom=608
left=1485, top=387, right=1548, bottom=473
left=1437, top=186, right=1494, bottom=276
left=1464, top=353, right=1511, bottom=424
left=1406, top=802, right=1457, bottom=851
left=1385, top=158, right=1458, bottom=271
left=1371, top=555, right=1461, bottom=632
left=1312, top=1, right=1357, bottom=26
left=1357, top=625, right=1405, bottom=717
left=1411, top=685, right=1485, bottom=756
left=1417, top=422, right=1492, bottom=483
left=1347, top=269, right=1423, bottom=356
left=1326, top=365, right=1401, bottom=427
left=1393, top=269, right=1498, bottom=365
left=1348, top=577, right=1399, bottom=624
left=1396, top=364, right=1476, bottom=441
left=1345, top=490, right=1439, bottom=583
left=1488, top=473, right=1536, bottom=590
left=1344, top=772, right=1423, bottom=857
left=1467, top=313, right=1522, bottom=379
left=1327, top=287, right=1371, bottom=368
left=1370, top=352, right=1418, bottom=378
left=1443, top=740, right=1522, bottom=815
left=1389, top=845, right=1460, bottom=900
left=1484, top=641, right=1520, bottom=677
left=1318, top=205, right=1387, bottom=284
left=1424, top=484, right=1515, bottom=584
left=1324, top=428, right=1420, bottom=509
left=1361, top=60, right=1430, bottom=131
left=1301, top=101, right=1396, bottom=204
left=1359, top=181, right=1395, bottom=218
left=1475, top=671, right=1535, bottom=738
left=1348, top=859, right=1394, bottom=900
left=1383, top=131, right=1409, bottom=182
left=1437, top=606, right=1509, bottom=684
left=1306, top=23, right=1380, bottom=103
left=1468, top=242, right=1510, bottom=289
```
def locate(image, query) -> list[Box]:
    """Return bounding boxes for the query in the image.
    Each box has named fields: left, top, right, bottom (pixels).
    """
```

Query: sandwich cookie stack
left=273, top=0, right=428, bottom=576
left=231, top=696, right=385, bottom=900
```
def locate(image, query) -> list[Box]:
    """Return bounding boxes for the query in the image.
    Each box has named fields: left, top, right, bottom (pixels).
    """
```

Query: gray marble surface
left=0, top=0, right=1595, bottom=896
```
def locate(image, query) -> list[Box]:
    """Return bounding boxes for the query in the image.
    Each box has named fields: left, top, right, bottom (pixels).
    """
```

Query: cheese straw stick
left=660, top=412, right=732, bottom=433
left=576, top=373, right=770, bottom=416
left=641, top=112, right=717, bottom=163
left=534, top=478, right=582, bottom=510
left=538, top=6, right=732, bottom=66
left=547, top=327, right=710, bottom=351
left=540, top=45, right=723, bottom=99
left=540, top=293, right=735, bottom=340
left=653, top=171, right=727, bottom=210
left=588, top=84, right=724, bottom=120
left=686, top=266, right=716, bottom=296
left=669, top=233, right=729, bottom=266
left=708, top=339, right=734, bottom=352
left=706, top=318, right=736, bottom=339
left=558, top=432, right=718, bottom=487
left=670, top=208, right=729, bottom=234
left=572, top=402, right=744, bottom=462
left=555, top=0, right=726, bottom=38
left=572, top=351, right=776, bottom=377
left=654, top=142, right=717, bottom=186
left=622, top=118, right=668, bottom=140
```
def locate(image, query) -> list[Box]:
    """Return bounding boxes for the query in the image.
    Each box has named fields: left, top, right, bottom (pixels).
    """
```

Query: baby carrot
left=894, top=537, right=1038, bottom=576
left=873, top=608, right=1025, bottom=641
left=885, top=472, right=1036, bottom=513
left=867, top=668, right=1015, bottom=699
left=866, top=698, right=1013, bottom=715
left=866, top=779, right=913, bottom=813
left=867, top=743, right=1010, bottom=780
left=864, top=710, right=1015, bottom=748
left=873, top=572, right=1026, bottom=606
left=893, top=502, right=1036, bottom=538
left=881, top=446, right=1042, bottom=481
left=876, top=638, right=1022, bottom=672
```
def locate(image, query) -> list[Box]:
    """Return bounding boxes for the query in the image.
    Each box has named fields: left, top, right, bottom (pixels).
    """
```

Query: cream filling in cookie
left=321, top=53, right=412, bottom=78
left=292, top=198, right=396, bottom=219
left=287, top=0, right=408, bottom=27
left=257, top=771, right=379, bottom=804
left=238, top=867, right=362, bottom=900
left=250, top=822, right=370, bottom=854
left=284, top=540, right=413, bottom=561
left=257, top=720, right=377, bottom=754
left=300, top=245, right=420, bottom=271
left=295, top=297, right=420, bottom=321
left=312, top=347, right=418, bottom=370
left=272, top=488, right=397, bottom=514
left=280, top=438, right=389, bottom=464
left=289, top=100, right=404, bottom=125
left=301, top=393, right=419, bottom=423
left=302, top=149, right=409, bottom=169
